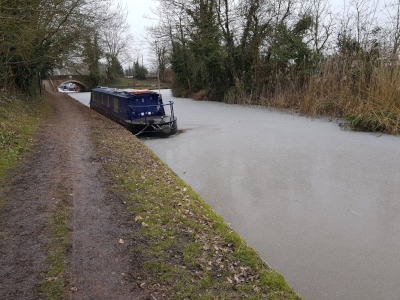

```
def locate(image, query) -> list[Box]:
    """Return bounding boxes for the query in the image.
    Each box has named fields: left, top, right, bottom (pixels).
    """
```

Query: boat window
left=113, top=98, right=118, bottom=113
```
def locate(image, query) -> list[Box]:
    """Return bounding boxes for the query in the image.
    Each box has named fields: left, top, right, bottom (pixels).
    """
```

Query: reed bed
left=229, top=56, right=400, bottom=134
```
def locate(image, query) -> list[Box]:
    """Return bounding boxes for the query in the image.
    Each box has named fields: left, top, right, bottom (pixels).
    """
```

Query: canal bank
left=0, top=85, right=301, bottom=299
left=71, top=89, right=400, bottom=299
left=141, top=90, right=400, bottom=300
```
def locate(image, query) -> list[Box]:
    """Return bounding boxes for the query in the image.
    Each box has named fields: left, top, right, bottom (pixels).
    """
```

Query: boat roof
left=92, top=86, right=159, bottom=98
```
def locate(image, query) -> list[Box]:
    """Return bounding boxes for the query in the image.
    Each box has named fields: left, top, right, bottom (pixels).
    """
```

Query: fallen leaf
left=234, top=274, right=240, bottom=283
left=135, top=215, right=144, bottom=222
left=253, top=285, right=261, bottom=292
left=45, top=277, right=58, bottom=281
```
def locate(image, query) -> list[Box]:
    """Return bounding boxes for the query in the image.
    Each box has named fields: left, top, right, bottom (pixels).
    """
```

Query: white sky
left=119, top=0, right=159, bottom=68
left=119, top=0, right=388, bottom=68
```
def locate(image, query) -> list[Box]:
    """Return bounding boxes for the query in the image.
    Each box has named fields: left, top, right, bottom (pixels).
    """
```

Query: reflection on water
left=69, top=92, right=91, bottom=107
left=69, top=90, right=400, bottom=300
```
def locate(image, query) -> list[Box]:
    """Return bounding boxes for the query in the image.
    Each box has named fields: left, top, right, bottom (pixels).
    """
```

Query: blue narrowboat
left=90, top=87, right=177, bottom=137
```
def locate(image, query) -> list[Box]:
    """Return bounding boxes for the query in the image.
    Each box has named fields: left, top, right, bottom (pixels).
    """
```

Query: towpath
left=0, top=81, right=148, bottom=299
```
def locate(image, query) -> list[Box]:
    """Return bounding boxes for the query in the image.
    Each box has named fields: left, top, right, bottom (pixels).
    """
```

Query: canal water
left=70, top=90, right=400, bottom=300
left=69, top=92, right=91, bottom=107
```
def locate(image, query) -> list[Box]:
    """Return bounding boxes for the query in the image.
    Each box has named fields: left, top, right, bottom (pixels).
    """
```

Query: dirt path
left=0, top=82, right=148, bottom=299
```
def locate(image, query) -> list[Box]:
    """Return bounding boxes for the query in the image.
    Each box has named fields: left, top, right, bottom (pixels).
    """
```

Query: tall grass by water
left=227, top=57, right=400, bottom=134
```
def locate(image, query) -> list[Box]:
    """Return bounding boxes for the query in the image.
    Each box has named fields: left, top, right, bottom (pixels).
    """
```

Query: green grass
left=91, top=121, right=302, bottom=299
left=108, top=77, right=171, bottom=89
left=0, top=91, right=71, bottom=299
left=0, top=92, right=49, bottom=203
left=341, top=112, right=399, bottom=132
left=39, top=189, right=71, bottom=300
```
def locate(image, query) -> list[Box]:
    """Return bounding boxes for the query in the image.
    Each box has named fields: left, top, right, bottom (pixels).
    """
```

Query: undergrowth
left=224, top=58, right=400, bottom=134
left=0, top=92, right=48, bottom=176
left=341, top=111, right=399, bottom=133
left=0, top=91, right=49, bottom=205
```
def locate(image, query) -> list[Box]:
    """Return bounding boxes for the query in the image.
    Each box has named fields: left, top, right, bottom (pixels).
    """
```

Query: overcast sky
left=119, top=0, right=388, bottom=67
left=118, top=0, right=362, bottom=39
left=119, top=0, right=158, bottom=67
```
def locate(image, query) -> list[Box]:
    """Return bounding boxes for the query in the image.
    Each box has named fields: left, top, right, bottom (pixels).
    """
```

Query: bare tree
left=100, top=3, right=131, bottom=62
left=302, top=0, right=334, bottom=53
left=337, top=0, right=380, bottom=51
left=384, top=0, right=400, bottom=61
left=0, top=0, right=118, bottom=91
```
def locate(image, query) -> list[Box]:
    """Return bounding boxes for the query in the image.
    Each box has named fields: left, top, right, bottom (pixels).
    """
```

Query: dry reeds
left=255, top=55, right=400, bottom=134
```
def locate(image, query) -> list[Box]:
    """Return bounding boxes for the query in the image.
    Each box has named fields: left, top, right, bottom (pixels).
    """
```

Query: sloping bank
left=0, top=92, right=49, bottom=188
left=90, top=109, right=302, bottom=299
left=1, top=91, right=302, bottom=299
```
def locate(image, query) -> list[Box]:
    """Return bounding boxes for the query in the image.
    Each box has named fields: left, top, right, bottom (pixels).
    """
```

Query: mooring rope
left=134, top=123, right=152, bottom=136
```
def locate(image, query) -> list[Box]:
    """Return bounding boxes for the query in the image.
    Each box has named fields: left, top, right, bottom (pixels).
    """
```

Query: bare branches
left=0, top=0, right=133, bottom=90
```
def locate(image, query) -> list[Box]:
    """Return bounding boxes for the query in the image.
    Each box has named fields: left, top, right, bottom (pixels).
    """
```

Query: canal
left=71, top=90, right=400, bottom=300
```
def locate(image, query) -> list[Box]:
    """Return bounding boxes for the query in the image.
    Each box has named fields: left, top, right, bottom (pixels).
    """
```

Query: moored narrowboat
left=90, top=87, right=177, bottom=137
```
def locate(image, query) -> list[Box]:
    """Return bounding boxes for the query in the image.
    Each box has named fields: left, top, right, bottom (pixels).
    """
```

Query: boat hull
left=90, top=87, right=177, bottom=137
left=90, top=102, right=177, bottom=137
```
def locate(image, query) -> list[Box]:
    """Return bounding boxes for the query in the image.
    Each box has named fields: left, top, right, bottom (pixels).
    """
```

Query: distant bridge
left=49, top=75, right=91, bottom=92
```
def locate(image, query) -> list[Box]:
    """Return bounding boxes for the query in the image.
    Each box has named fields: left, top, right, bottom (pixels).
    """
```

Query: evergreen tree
left=134, top=60, right=148, bottom=80
left=105, top=54, right=124, bottom=83
left=83, top=33, right=102, bottom=87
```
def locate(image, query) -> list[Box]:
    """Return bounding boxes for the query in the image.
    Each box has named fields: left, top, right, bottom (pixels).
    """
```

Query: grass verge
left=39, top=188, right=72, bottom=299
left=0, top=91, right=71, bottom=299
left=0, top=92, right=48, bottom=178
left=91, top=121, right=302, bottom=299
left=0, top=91, right=49, bottom=203
left=108, top=77, right=171, bottom=90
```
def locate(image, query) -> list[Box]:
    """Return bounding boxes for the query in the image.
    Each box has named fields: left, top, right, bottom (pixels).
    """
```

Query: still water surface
left=71, top=90, right=400, bottom=300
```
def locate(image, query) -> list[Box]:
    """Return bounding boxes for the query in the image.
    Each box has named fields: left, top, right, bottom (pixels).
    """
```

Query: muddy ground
left=0, top=82, right=150, bottom=299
